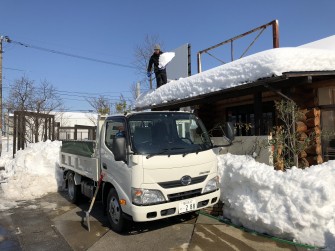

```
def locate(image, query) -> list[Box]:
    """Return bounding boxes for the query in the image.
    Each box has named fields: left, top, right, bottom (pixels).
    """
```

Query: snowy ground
left=0, top=140, right=334, bottom=249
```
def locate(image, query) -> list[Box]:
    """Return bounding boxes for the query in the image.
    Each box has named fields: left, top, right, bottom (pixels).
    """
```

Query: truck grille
left=158, top=175, right=207, bottom=189
left=167, top=189, right=202, bottom=202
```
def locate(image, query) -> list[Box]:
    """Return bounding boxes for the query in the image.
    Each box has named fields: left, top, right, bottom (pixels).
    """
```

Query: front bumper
left=131, top=189, right=220, bottom=222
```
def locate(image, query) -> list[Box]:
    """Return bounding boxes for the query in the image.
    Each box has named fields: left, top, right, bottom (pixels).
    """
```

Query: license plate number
left=179, top=199, right=197, bottom=214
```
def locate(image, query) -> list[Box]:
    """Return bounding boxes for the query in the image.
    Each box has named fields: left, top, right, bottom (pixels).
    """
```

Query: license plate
left=179, top=199, right=197, bottom=214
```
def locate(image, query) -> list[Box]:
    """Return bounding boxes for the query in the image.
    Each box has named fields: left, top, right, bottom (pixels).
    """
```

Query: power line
left=3, top=67, right=25, bottom=72
left=52, top=91, right=131, bottom=100
left=5, top=37, right=137, bottom=70
left=3, top=75, right=134, bottom=95
left=2, top=82, right=133, bottom=97
left=53, top=89, right=133, bottom=95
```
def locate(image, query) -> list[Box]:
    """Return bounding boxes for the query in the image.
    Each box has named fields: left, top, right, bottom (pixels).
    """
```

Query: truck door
left=101, top=118, right=131, bottom=197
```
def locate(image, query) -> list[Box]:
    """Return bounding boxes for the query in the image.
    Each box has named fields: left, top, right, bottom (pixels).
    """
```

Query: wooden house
left=135, top=36, right=335, bottom=169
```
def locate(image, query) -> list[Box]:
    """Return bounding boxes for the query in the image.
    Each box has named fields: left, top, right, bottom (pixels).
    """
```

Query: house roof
left=299, top=35, right=335, bottom=51
left=135, top=47, right=335, bottom=110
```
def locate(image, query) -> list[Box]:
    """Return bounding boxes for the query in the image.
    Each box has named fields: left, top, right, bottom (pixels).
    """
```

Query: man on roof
left=147, top=44, right=167, bottom=89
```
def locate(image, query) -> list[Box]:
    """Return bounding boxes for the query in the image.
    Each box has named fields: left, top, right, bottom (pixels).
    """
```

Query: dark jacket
left=147, top=51, right=165, bottom=73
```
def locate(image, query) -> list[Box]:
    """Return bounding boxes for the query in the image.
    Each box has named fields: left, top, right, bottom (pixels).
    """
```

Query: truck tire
left=67, top=172, right=81, bottom=204
left=107, top=188, right=128, bottom=233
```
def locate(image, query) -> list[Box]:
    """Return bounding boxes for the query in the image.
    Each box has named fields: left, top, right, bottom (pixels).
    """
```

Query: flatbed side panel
left=60, top=152, right=99, bottom=181
left=61, top=140, right=96, bottom=157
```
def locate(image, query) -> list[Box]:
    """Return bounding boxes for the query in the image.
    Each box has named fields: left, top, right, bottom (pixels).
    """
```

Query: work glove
left=147, top=72, right=151, bottom=78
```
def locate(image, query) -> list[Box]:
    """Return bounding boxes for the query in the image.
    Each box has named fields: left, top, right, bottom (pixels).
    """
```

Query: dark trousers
left=155, top=70, right=167, bottom=88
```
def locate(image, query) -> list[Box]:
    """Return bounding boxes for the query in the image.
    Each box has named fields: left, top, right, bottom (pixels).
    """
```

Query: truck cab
left=101, top=111, right=221, bottom=231
left=61, top=111, right=226, bottom=233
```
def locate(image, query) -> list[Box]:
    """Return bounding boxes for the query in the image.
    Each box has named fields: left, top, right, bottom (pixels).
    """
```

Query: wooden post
left=292, top=108, right=298, bottom=167
left=13, top=112, right=17, bottom=157
left=51, top=117, right=53, bottom=139
left=272, top=20, right=280, bottom=48
left=254, top=92, right=262, bottom=135
left=197, top=52, right=202, bottom=73
left=45, top=117, right=48, bottom=141
left=74, top=126, right=77, bottom=140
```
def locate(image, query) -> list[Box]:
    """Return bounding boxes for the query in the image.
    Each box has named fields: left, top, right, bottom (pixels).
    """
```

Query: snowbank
left=0, top=140, right=63, bottom=210
left=218, top=153, right=335, bottom=249
left=1, top=140, right=335, bottom=249
left=135, top=47, right=335, bottom=108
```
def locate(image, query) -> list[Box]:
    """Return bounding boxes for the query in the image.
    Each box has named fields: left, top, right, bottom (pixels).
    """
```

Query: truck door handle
left=102, top=163, right=107, bottom=169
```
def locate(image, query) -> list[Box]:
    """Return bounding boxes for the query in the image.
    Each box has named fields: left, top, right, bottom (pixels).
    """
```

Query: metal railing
left=197, top=20, right=279, bottom=73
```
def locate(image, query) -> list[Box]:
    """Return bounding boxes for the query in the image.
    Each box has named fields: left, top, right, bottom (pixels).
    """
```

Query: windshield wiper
left=146, top=147, right=186, bottom=159
left=182, top=145, right=203, bottom=157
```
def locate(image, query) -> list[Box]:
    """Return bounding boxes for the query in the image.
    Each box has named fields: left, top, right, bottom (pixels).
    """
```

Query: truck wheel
left=67, top=172, right=81, bottom=203
left=107, top=188, right=128, bottom=233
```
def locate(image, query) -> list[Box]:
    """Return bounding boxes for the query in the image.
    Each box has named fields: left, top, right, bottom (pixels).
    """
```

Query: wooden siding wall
left=194, top=77, right=335, bottom=168
left=298, top=108, right=323, bottom=167
left=196, top=91, right=279, bottom=131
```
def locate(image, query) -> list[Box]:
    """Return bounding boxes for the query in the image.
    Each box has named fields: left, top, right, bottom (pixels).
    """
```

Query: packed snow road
left=0, top=191, right=309, bottom=251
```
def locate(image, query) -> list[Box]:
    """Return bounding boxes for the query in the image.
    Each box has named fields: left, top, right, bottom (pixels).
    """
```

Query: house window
left=319, top=87, right=335, bottom=161
left=321, top=110, right=335, bottom=161
left=227, top=101, right=275, bottom=136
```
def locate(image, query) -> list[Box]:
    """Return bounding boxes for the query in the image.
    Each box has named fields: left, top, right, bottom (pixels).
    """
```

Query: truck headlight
left=203, top=176, right=219, bottom=193
left=131, top=188, right=166, bottom=205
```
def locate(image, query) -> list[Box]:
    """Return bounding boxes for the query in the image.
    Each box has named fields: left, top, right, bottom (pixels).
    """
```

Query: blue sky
left=1, top=0, right=335, bottom=112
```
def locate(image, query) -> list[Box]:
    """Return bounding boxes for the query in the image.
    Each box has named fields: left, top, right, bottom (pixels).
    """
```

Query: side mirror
left=224, top=122, right=235, bottom=141
left=212, top=122, right=235, bottom=148
left=112, top=137, right=127, bottom=162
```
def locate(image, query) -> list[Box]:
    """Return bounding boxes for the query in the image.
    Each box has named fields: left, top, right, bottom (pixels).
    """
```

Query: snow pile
left=1, top=140, right=335, bottom=248
left=0, top=140, right=63, bottom=210
left=218, top=153, right=335, bottom=249
left=136, top=47, right=335, bottom=108
left=159, top=52, right=175, bottom=69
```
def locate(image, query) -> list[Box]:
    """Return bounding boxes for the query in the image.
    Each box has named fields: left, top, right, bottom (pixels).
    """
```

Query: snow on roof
left=135, top=47, right=335, bottom=109
left=299, top=35, right=335, bottom=51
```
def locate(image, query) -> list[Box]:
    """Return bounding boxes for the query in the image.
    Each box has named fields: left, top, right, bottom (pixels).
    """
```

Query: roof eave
left=135, top=70, right=335, bottom=111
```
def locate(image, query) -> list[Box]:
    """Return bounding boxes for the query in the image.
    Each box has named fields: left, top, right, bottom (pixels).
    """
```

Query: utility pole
left=0, top=36, right=4, bottom=156
left=136, top=82, right=140, bottom=98
left=0, top=36, right=10, bottom=156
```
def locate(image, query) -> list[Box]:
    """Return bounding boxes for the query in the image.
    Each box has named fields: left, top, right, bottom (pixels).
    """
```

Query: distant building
left=4, top=111, right=98, bottom=141
left=54, top=112, right=98, bottom=140
left=3, top=113, right=14, bottom=137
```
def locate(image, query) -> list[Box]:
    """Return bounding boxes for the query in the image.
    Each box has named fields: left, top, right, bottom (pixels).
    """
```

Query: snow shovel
left=84, top=172, right=104, bottom=232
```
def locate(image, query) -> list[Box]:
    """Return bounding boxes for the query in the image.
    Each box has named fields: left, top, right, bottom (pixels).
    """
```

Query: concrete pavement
left=0, top=191, right=312, bottom=251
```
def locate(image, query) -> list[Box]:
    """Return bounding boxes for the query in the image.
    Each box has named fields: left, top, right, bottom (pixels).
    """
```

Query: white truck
left=59, top=111, right=232, bottom=232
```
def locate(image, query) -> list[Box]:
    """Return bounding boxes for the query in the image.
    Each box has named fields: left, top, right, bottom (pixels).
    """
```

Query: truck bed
left=60, top=140, right=100, bottom=181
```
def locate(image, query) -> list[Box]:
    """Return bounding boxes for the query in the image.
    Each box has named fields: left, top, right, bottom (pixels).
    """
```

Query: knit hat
left=154, top=44, right=160, bottom=50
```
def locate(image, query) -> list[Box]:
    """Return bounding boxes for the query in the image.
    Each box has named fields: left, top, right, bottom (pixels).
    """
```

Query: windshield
left=128, top=113, right=213, bottom=156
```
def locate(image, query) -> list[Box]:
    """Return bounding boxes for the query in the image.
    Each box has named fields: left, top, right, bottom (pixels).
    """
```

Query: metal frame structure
left=197, top=20, right=279, bottom=73
left=13, top=111, right=55, bottom=157
left=57, top=124, right=96, bottom=140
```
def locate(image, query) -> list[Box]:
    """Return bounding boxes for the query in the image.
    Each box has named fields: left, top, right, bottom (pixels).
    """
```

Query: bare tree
left=5, top=76, right=63, bottom=142
left=29, top=80, right=63, bottom=142
left=6, top=77, right=62, bottom=113
left=86, top=95, right=110, bottom=115
left=113, top=95, right=132, bottom=114
left=5, top=76, right=34, bottom=112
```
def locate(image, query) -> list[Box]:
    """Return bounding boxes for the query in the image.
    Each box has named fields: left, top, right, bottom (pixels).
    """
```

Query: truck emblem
left=180, top=175, right=192, bottom=186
